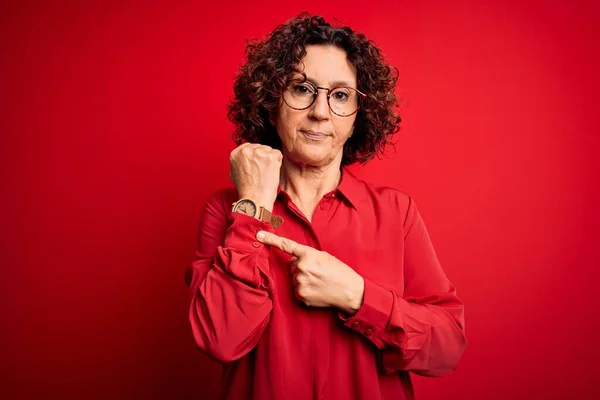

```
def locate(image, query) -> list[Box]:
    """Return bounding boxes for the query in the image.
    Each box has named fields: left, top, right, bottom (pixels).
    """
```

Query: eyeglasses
left=282, top=80, right=366, bottom=117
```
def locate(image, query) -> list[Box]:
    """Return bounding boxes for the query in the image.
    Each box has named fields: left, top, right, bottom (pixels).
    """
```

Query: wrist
left=232, top=197, right=283, bottom=228
left=340, top=275, right=365, bottom=315
left=238, top=194, right=275, bottom=211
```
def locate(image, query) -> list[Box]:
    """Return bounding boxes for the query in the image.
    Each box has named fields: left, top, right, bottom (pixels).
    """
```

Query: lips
left=301, top=130, right=328, bottom=140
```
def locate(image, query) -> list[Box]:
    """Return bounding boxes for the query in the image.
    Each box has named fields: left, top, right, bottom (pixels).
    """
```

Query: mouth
left=300, top=130, right=328, bottom=141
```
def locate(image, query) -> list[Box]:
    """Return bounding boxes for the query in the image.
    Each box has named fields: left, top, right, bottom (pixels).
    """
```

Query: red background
left=2, top=0, right=599, bottom=399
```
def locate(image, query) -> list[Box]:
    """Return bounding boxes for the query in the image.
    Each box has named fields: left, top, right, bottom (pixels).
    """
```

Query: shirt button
left=364, top=328, right=373, bottom=337
left=320, top=204, right=327, bottom=210
left=252, top=242, right=261, bottom=248
left=351, top=321, right=361, bottom=329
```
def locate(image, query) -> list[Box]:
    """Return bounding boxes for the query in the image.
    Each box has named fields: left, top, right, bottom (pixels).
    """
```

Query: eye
left=291, top=83, right=314, bottom=96
left=330, top=88, right=350, bottom=101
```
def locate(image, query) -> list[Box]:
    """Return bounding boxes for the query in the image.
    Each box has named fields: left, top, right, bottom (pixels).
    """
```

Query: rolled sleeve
left=224, top=212, right=275, bottom=257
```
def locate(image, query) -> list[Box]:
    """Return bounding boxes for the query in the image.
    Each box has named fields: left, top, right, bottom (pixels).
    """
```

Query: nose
left=307, top=89, right=330, bottom=121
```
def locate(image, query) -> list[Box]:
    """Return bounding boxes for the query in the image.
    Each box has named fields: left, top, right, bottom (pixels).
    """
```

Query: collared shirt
left=188, top=166, right=467, bottom=400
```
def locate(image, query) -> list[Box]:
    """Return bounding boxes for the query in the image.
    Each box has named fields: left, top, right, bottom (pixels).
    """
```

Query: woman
left=188, top=13, right=467, bottom=400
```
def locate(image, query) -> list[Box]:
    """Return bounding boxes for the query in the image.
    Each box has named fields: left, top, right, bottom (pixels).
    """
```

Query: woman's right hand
left=229, top=143, right=283, bottom=211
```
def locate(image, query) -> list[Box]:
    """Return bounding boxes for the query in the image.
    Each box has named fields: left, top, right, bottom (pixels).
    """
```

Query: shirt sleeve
left=339, top=196, right=468, bottom=377
left=188, top=190, right=276, bottom=363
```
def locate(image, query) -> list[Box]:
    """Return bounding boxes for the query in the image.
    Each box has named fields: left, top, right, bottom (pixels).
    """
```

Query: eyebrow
left=329, top=79, right=355, bottom=87
left=300, top=76, right=356, bottom=88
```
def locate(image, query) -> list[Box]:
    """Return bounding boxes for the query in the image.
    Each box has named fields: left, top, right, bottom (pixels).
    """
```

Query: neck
left=279, top=158, right=342, bottom=206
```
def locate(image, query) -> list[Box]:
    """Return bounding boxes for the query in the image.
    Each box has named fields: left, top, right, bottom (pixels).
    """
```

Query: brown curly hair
left=227, top=13, right=401, bottom=166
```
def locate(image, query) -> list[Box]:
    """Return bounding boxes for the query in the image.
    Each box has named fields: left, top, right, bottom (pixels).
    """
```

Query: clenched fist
left=229, top=143, right=283, bottom=211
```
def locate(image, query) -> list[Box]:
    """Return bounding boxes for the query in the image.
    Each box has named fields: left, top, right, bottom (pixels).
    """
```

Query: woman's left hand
left=256, top=230, right=365, bottom=315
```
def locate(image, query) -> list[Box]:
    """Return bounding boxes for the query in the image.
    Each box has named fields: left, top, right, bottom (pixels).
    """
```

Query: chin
left=293, top=149, right=334, bottom=166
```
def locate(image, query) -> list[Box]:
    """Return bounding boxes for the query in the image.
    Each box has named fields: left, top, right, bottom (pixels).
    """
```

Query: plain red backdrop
left=2, top=0, right=599, bottom=399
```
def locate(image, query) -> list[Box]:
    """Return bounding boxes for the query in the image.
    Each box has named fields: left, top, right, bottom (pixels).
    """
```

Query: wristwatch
left=231, top=198, right=284, bottom=228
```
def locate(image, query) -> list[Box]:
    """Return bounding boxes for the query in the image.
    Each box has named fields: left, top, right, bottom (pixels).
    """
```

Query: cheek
left=334, top=119, right=356, bottom=142
left=276, top=109, right=299, bottom=139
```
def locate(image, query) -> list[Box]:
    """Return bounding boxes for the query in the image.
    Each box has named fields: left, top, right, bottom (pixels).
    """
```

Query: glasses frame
left=282, top=80, right=367, bottom=117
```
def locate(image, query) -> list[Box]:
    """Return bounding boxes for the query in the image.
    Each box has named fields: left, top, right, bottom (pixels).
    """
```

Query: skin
left=274, top=45, right=357, bottom=221
left=229, top=44, right=365, bottom=315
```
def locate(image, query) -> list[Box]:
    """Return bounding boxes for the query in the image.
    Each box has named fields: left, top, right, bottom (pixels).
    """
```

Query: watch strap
left=257, top=207, right=284, bottom=228
left=231, top=199, right=284, bottom=228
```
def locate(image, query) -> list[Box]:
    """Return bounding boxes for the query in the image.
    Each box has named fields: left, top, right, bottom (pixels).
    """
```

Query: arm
left=188, top=191, right=275, bottom=363
left=340, top=197, right=467, bottom=377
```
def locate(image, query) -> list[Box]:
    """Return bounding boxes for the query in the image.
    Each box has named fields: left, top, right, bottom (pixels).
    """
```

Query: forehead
left=296, top=44, right=357, bottom=85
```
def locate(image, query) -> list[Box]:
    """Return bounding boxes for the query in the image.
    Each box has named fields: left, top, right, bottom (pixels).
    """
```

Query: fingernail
left=256, top=231, right=266, bottom=239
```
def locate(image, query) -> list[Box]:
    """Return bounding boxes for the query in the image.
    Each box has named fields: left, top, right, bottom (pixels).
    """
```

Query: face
left=273, top=44, right=358, bottom=168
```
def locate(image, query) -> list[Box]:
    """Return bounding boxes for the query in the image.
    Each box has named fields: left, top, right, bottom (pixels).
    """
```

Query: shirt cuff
left=339, top=278, right=394, bottom=349
left=223, top=211, right=275, bottom=257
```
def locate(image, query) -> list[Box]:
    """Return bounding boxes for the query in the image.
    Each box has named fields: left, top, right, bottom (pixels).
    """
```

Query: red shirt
left=188, top=167, right=467, bottom=400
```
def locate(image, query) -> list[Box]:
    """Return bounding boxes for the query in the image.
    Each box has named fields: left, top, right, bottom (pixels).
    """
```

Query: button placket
left=319, top=196, right=333, bottom=211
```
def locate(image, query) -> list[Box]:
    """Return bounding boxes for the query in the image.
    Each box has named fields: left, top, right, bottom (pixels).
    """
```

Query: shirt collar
left=276, top=165, right=364, bottom=210
left=336, top=166, right=363, bottom=210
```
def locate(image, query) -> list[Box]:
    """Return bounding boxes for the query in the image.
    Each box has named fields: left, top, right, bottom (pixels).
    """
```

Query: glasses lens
left=284, top=82, right=315, bottom=109
left=329, top=87, right=359, bottom=116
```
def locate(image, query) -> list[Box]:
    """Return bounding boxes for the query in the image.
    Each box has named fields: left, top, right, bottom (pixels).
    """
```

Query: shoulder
left=348, top=170, right=416, bottom=227
left=365, top=180, right=412, bottom=208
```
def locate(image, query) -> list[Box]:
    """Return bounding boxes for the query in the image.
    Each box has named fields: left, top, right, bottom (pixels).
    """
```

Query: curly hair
left=227, top=13, right=401, bottom=166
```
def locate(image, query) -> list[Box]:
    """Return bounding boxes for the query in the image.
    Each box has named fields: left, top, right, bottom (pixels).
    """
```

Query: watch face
left=233, top=199, right=257, bottom=217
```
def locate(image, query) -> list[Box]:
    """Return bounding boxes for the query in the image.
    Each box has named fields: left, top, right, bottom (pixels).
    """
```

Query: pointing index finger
left=257, top=231, right=307, bottom=257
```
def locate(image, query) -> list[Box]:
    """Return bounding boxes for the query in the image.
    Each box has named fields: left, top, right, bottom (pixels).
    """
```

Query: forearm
left=378, top=297, right=467, bottom=376
left=189, top=211, right=276, bottom=362
left=189, top=253, right=273, bottom=362
left=340, top=278, right=467, bottom=376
